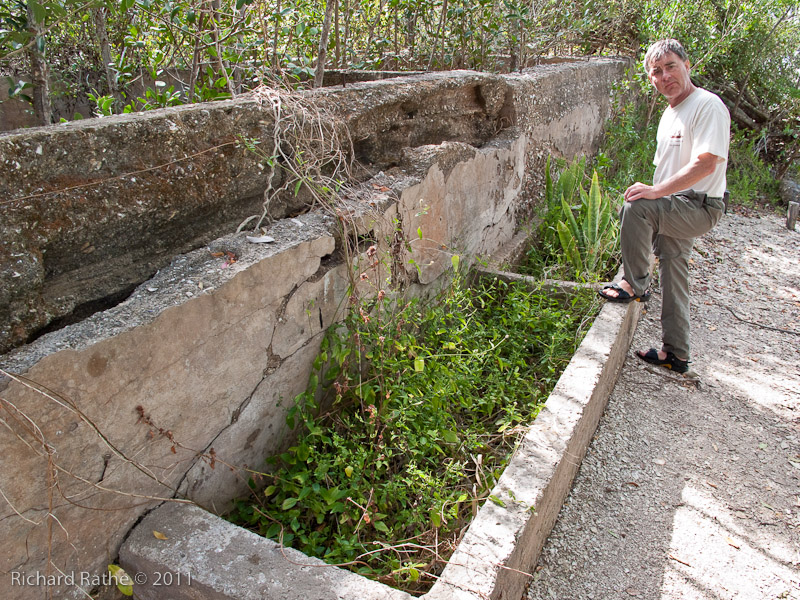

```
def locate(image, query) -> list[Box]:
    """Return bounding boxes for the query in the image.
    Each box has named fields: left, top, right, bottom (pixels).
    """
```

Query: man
left=599, top=39, right=730, bottom=374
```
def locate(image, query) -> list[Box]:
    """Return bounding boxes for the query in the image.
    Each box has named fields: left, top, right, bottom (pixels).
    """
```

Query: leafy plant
left=5, top=77, right=32, bottom=104
left=87, top=89, right=115, bottom=117
left=229, top=269, right=598, bottom=592
left=523, top=157, right=621, bottom=282
left=555, top=170, right=619, bottom=279
left=726, top=126, right=781, bottom=206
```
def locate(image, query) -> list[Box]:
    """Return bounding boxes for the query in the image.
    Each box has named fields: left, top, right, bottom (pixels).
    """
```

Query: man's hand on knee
left=624, top=182, right=660, bottom=202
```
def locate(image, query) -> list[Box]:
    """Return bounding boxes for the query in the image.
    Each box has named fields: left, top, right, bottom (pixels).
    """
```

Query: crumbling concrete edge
left=119, top=271, right=643, bottom=600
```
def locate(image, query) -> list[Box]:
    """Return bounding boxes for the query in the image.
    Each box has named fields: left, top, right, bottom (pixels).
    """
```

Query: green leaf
left=451, top=254, right=460, bottom=272
left=585, top=171, right=601, bottom=247
left=556, top=221, right=582, bottom=276
left=296, top=443, right=310, bottom=462
left=373, top=520, right=390, bottom=534
left=560, top=196, right=582, bottom=249
left=414, top=357, right=424, bottom=372
left=282, top=497, right=299, bottom=510
left=488, top=495, right=506, bottom=507
left=417, top=226, right=423, bottom=239
left=442, top=430, right=459, bottom=443
left=544, top=155, right=554, bottom=205
left=107, top=565, right=133, bottom=596
left=30, top=1, right=47, bottom=24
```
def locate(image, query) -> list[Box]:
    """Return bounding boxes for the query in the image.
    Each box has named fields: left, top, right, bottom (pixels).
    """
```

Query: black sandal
left=598, top=283, right=651, bottom=304
left=636, top=348, right=689, bottom=373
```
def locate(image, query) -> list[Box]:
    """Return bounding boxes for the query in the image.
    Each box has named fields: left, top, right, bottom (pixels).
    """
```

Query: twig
left=724, top=305, right=800, bottom=336
left=669, top=553, right=692, bottom=567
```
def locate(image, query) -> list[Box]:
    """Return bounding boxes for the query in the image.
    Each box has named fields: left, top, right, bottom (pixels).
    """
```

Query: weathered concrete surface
left=0, top=71, right=508, bottom=355
left=323, top=70, right=508, bottom=167
left=0, top=61, right=625, bottom=354
left=119, top=277, right=643, bottom=600
left=504, top=59, right=626, bottom=220
left=0, top=215, right=341, bottom=600
left=120, top=502, right=414, bottom=600
left=0, top=59, right=627, bottom=599
left=397, top=134, right=525, bottom=284
left=0, top=101, right=278, bottom=354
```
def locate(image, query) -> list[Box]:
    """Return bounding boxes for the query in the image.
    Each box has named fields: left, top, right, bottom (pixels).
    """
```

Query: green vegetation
left=726, top=128, right=783, bottom=206
left=230, top=270, right=598, bottom=592
left=1, top=1, right=796, bottom=186
left=522, top=157, right=621, bottom=281
left=1, top=1, right=796, bottom=194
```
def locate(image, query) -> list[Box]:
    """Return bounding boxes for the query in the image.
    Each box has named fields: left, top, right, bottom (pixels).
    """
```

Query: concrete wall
left=0, top=58, right=627, bottom=599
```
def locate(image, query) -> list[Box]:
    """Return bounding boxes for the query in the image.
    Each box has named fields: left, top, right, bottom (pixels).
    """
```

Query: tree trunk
left=428, top=0, right=448, bottom=71
left=92, top=7, right=117, bottom=97
left=314, top=0, right=336, bottom=88
left=334, top=0, right=340, bottom=67
left=343, top=0, right=351, bottom=67
left=272, top=0, right=282, bottom=72
left=209, top=0, right=234, bottom=96
left=361, top=0, right=384, bottom=65
left=188, top=10, right=206, bottom=103
left=406, top=3, right=417, bottom=58
left=26, top=3, right=52, bottom=125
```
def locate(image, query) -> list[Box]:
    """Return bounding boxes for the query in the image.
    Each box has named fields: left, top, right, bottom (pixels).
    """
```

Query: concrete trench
left=119, top=279, right=642, bottom=600
left=0, top=59, right=633, bottom=599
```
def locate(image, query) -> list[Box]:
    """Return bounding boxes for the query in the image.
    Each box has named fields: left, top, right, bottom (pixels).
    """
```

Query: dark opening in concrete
left=26, top=283, right=141, bottom=344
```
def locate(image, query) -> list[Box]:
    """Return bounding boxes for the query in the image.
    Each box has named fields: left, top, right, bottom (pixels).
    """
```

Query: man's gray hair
left=644, top=39, right=689, bottom=72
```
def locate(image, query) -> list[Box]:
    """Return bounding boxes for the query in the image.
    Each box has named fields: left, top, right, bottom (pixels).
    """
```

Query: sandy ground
left=526, top=207, right=800, bottom=600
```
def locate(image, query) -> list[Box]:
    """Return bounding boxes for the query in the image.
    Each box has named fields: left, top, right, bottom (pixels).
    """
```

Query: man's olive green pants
left=619, top=191, right=725, bottom=360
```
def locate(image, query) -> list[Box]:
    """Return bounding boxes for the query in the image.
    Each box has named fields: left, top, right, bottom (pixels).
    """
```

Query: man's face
left=647, top=51, right=693, bottom=107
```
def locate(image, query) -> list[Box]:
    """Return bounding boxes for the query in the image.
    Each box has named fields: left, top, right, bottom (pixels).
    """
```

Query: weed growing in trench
left=522, top=156, right=621, bottom=282
left=230, top=272, right=598, bottom=592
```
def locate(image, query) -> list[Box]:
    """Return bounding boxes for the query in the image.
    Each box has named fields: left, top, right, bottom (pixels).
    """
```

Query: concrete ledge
left=120, top=274, right=642, bottom=600
left=119, top=502, right=413, bottom=600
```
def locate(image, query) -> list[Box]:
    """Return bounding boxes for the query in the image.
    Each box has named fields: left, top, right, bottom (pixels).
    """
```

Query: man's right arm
left=624, top=152, right=720, bottom=202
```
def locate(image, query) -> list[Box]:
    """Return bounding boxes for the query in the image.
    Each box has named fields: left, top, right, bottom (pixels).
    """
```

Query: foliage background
left=1, top=0, right=797, bottom=181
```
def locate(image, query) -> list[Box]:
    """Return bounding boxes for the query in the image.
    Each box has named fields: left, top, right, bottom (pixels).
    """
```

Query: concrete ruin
left=0, top=58, right=627, bottom=599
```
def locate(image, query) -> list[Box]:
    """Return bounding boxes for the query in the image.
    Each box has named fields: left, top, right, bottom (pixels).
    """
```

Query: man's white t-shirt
left=653, top=87, right=730, bottom=198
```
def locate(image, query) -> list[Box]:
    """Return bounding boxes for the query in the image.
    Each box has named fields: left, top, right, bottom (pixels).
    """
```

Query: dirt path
left=526, top=208, right=800, bottom=600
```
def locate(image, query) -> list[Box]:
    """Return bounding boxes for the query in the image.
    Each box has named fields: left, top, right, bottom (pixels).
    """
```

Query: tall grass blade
left=586, top=172, right=601, bottom=246
left=556, top=221, right=582, bottom=276
left=560, top=196, right=583, bottom=250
